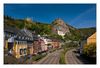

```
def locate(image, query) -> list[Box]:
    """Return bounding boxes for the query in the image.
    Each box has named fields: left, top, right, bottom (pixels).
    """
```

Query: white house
left=57, top=30, right=65, bottom=36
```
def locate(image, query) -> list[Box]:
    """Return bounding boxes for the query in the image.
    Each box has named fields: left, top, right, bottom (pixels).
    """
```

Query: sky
left=4, top=4, right=96, bottom=28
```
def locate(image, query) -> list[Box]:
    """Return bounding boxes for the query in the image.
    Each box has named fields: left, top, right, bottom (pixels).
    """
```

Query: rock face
left=52, top=18, right=70, bottom=36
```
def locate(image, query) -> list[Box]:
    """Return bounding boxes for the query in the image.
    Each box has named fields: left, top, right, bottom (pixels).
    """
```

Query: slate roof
left=4, top=25, right=33, bottom=41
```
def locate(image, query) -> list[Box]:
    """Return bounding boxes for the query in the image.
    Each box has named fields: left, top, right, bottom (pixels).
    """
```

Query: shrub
left=62, top=42, right=78, bottom=48
left=83, top=43, right=96, bottom=57
left=4, top=55, right=18, bottom=64
left=32, top=54, right=46, bottom=61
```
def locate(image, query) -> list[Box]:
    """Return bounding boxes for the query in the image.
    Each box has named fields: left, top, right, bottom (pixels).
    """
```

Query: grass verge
left=25, top=53, right=47, bottom=64
left=59, top=50, right=66, bottom=64
left=59, top=47, right=74, bottom=64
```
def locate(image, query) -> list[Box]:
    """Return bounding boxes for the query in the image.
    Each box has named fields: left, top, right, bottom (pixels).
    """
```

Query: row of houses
left=4, top=25, right=61, bottom=59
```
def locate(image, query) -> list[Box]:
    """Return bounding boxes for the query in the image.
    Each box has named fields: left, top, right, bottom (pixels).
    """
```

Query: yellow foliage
left=83, top=43, right=96, bottom=57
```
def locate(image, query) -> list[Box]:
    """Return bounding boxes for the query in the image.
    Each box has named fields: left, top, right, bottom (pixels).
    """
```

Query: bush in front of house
left=83, top=43, right=96, bottom=57
left=4, top=55, right=18, bottom=64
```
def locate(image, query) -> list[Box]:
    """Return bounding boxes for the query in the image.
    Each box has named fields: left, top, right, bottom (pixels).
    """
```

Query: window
left=22, top=37, right=24, bottom=39
left=23, top=41, right=25, bottom=44
left=24, top=48, right=27, bottom=54
left=21, top=41, right=23, bottom=44
left=11, top=34, right=13, bottom=37
left=6, top=33, right=8, bottom=37
left=25, top=41, right=27, bottom=45
left=17, top=41, right=18, bottom=44
left=16, top=41, right=18, bottom=44
left=21, top=41, right=22, bottom=44
left=19, top=41, right=21, bottom=44
left=20, top=41, right=21, bottom=44
left=20, top=49, right=23, bottom=55
left=18, top=41, right=20, bottom=45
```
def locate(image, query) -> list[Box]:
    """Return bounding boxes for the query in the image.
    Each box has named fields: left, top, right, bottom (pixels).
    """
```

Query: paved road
left=36, top=49, right=63, bottom=64
left=65, top=48, right=88, bottom=64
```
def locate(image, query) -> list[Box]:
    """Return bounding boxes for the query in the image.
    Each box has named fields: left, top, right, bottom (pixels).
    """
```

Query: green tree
left=83, top=43, right=96, bottom=57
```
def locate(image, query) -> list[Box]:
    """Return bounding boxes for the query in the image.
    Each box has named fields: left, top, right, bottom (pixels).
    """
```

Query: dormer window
left=7, top=34, right=9, bottom=37
left=19, top=36, right=21, bottom=39
left=26, top=37, right=28, bottom=40
left=17, top=41, right=18, bottom=44
left=31, top=38, right=33, bottom=40
left=14, top=35, right=17, bottom=38
left=11, top=34, right=12, bottom=37
left=6, top=33, right=8, bottom=37
left=22, top=36, right=24, bottom=39
left=8, top=34, right=11, bottom=37
left=9, top=34, right=11, bottom=37
left=25, top=37, right=27, bottom=40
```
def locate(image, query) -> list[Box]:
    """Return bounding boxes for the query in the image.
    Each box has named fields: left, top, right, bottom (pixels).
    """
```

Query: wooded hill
left=4, top=16, right=96, bottom=41
left=4, top=16, right=52, bottom=35
left=78, top=27, right=96, bottom=40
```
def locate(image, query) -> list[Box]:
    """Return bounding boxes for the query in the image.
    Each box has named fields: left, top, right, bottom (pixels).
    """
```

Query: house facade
left=87, top=32, right=96, bottom=45
left=21, top=28, right=34, bottom=56
left=4, top=25, right=33, bottom=58
left=51, top=39, right=60, bottom=48
left=33, top=35, right=47, bottom=54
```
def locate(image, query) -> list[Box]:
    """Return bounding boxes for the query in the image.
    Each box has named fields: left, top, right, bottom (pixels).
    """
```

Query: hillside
left=51, top=18, right=82, bottom=41
left=78, top=27, right=96, bottom=40
left=51, top=18, right=70, bottom=34
left=4, top=16, right=52, bottom=35
left=4, top=16, right=96, bottom=41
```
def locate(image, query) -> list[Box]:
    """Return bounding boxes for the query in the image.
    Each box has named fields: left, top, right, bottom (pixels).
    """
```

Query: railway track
left=65, top=49, right=83, bottom=64
left=36, top=49, right=62, bottom=64
left=65, top=49, right=89, bottom=64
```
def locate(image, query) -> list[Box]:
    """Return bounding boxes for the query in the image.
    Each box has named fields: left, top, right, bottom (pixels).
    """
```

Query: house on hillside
left=52, top=26, right=65, bottom=36
left=52, top=18, right=70, bottom=36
